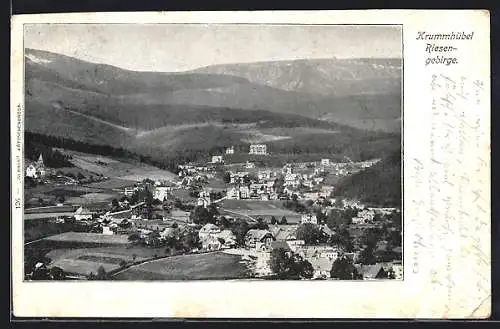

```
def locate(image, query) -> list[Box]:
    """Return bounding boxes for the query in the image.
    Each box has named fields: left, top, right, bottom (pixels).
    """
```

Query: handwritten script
left=420, top=73, right=489, bottom=317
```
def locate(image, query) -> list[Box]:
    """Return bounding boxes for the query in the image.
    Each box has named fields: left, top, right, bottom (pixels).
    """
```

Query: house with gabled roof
left=244, top=229, right=275, bottom=250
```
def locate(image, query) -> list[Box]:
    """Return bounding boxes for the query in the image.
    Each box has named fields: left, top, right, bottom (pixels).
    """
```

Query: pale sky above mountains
left=25, top=24, right=401, bottom=72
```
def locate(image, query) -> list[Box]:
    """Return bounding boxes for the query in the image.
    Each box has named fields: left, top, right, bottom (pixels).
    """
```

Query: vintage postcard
left=10, top=10, right=490, bottom=318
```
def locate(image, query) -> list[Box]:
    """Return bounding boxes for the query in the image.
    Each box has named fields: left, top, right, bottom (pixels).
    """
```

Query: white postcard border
left=11, top=10, right=490, bottom=318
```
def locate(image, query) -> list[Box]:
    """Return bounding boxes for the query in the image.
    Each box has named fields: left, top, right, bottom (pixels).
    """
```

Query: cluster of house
left=25, top=154, right=50, bottom=179
left=197, top=223, right=237, bottom=250
left=227, top=181, right=277, bottom=200
left=281, top=164, right=326, bottom=190
left=177, top=163, right=217, bottom=182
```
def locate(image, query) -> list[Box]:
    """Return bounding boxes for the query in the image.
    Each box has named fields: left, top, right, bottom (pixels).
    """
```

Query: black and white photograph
left=22, top=23, right=403, bottom=281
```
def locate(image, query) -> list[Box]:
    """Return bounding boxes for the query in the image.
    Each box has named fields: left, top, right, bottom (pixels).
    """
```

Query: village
left=24, top=143, right=402, bottom=281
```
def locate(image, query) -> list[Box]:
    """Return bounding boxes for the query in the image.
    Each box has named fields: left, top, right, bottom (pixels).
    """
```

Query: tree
left=128, top=232, right=141, bottom=241
left=96, top=266, right=107, bottom=280
left=119, top=219, right=132, bottom=229
left=329, top=227, right=354, bottom=252
left=270, top=216, right=277, bottom=225
left=315, top=210, right=327, bottom=224
left=230, top=219, right=250, bottom=246
left=207, top=204, right=219, bottom=219
left=334, top=197, right=344, bottom=208
left=179, top=228, right=200, bottom=251
left=270, top=248, right=294, bottom=276
left=279, top=216, right=287, bottom=225
left=144, top=188, right=154, bottom=219
left=304, top=199, right=314, bottom=208
left=222, top=172, right=231, bottom=184
left=296, top=223, right=326, bottom=245
left=375, top=267, right=388, bottom=279
left=330, top=256, right=362, bottom=280
left=293, top=259, right=314, bottom=279
left=190, top=205, right=213, bottom=225
left=77, top=172, right=85, bottom=180
left=55, top=195, right=65, bottom=204
left=326, top=209, right=344, bottom=230
left=218, top=216, right=231, bottom=228
left=361, top=228, right=379, bottom=248
left=49, top=266, right=66, bottom=280
left=251, top=218, right=268, bottom=230
left=270, top=248, right=314, bottom=279
left=358, top=245, right=377, bottom=265
left=111, top=199, right=119, bottom=210
left=387, top=230, right=402, bottom=249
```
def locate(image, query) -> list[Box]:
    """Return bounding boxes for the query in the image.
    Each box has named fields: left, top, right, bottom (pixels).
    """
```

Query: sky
left=25, top=24, right=402, bottom=72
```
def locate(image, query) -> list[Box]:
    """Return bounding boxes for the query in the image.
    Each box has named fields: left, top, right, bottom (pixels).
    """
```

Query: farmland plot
left=112, top=252, right=252, bottom=280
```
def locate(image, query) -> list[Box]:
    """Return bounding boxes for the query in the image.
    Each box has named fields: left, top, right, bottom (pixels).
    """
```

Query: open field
left=24, top=212, right=77, bottom=221
left=24, top=237, right=138, bottom=276
left=83, top=178, right=137, bottom=190
left=47, top=246, right=165, bottom=263
left=219, top=199, right=302, bottom=223
left=65, top=192, right=118, bottom=204
left=59, top=149, right=177, bottom=181
left=24, top=205, right=78, bottom=214
left=25, top=218, right=81, bottom=242
left=112, top=252, right=251, bottom=280
left=44, top=232, right=130, bottom=244
left=44, top=245, right=167, bottom=276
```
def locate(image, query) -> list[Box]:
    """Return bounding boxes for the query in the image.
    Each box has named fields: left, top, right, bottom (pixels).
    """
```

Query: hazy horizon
left=25, top=24, right=402, bottom=72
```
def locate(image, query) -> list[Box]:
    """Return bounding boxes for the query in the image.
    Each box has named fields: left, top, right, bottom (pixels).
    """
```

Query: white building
left=25, top=154, right=46, bottom=178
left=102, top=226, right=114, bottom=235
left=249, top=144, right=267, bottom=155
left=321, top=158, right=330, bottom=166
left=319, top=248, right=339, bottom=260
left=211, top=155, right=224, bottom=164
left=257, top=170, right=273, bottom=180
left=225, top=146, right=235, bottom=155
left=284, top=173, right=301, bottom=188
left=286, top=240, right=305, bottom=252
left=198, top=223, right=221, bottom=240
left=301, top=213, right=318, bottom=225
left=227, top=188, right=241, bottom=200
left=245, top=161, right=256, bottom=169
left=282, top=164, right=294, bottom=175
left=153, top=186, right=171, bottom=201
left=197, top=197, right=211, bottom=208
left=74, top=206, right=92, bottom=221
left=124, top=187, right=136, bottom=197
left=240, top=186, right=251, bottom=199
left=392, top=263, right=403, bottom=280
left=25, top=164, right=37, bottom=178
left=352, top=209, right=376, bottom=224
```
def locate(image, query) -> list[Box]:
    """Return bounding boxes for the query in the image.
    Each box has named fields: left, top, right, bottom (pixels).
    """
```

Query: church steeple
left=37, top=153, right=44, bottom=165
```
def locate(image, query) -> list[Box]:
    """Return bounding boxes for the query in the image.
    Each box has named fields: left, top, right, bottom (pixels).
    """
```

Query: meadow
left=111, top=252, right=251, bottom=280
left=219, top=199, right=302, bottom=223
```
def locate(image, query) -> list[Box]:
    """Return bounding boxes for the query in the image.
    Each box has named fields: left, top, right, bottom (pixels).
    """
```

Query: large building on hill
left=249, top=144, right=267, bottom=155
